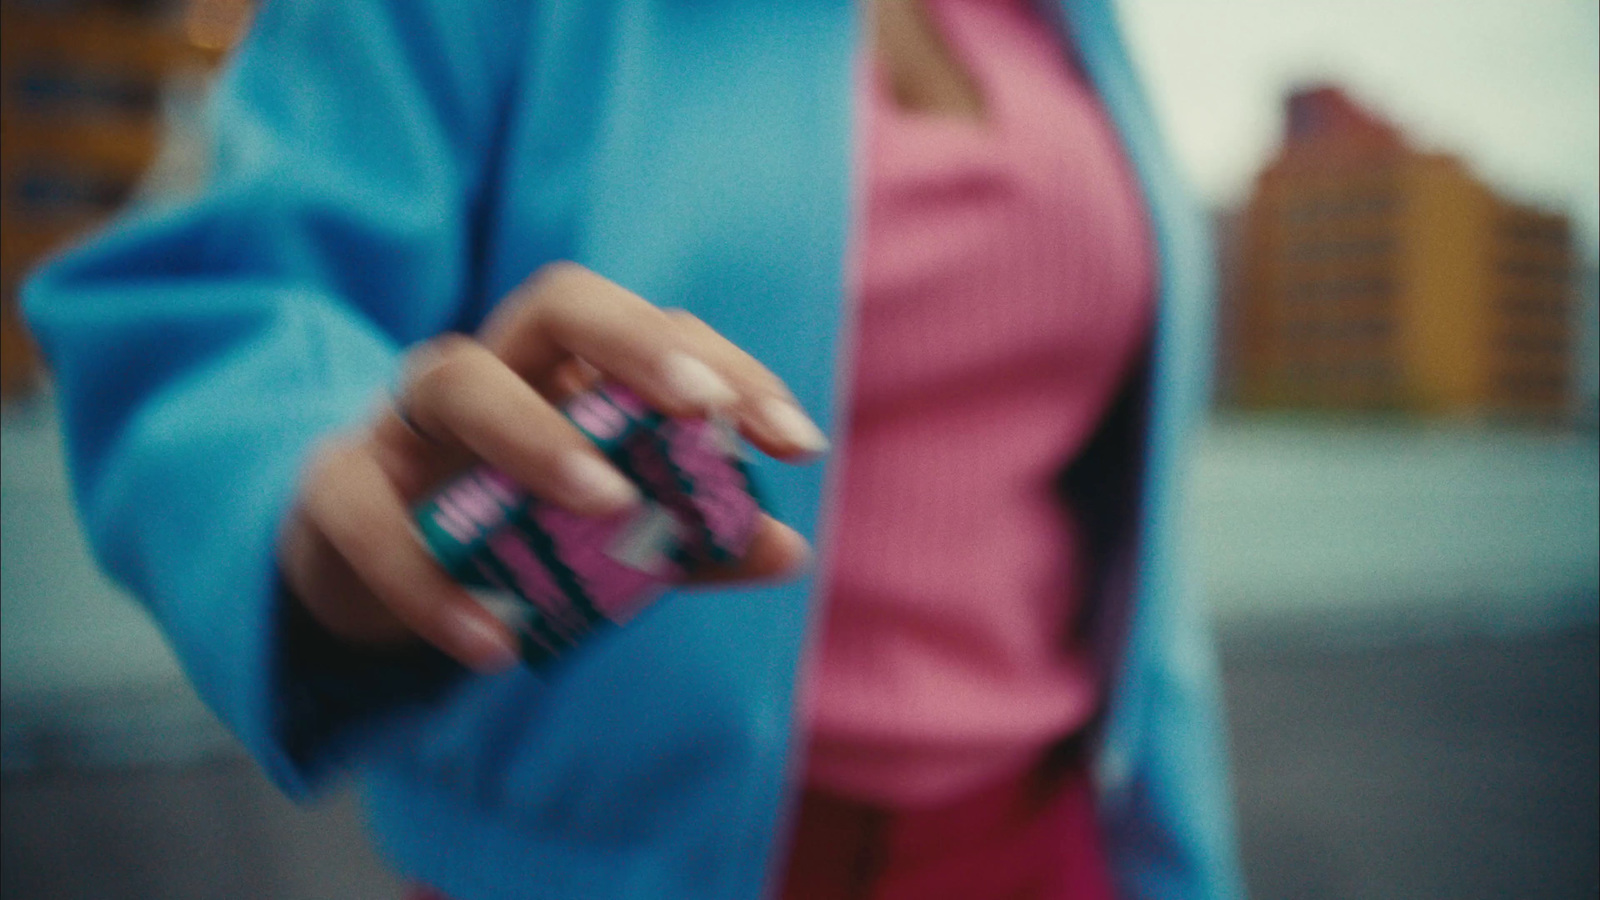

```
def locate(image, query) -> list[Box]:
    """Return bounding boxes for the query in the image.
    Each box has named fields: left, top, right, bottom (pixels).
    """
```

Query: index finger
left=479, top=263, right=738, bottom=419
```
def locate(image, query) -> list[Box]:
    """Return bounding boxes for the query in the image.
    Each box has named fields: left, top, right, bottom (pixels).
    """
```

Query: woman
left=23, top=0, right=1242, bottom=897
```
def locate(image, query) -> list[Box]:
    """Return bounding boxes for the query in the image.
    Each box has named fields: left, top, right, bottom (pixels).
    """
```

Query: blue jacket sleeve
left=22, top=0, right=529, bottom=797
left=1105, top=576, right=1247, bottom=900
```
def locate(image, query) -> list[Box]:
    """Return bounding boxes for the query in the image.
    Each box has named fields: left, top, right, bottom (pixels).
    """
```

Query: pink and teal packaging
left=413, top=384, right=763, bottom=666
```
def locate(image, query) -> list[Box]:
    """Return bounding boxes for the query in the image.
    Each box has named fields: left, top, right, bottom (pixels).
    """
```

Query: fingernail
left=559, top=452, right=641, bottom=512
left=661, top=353, right=739, bottom=411
left=758, top=398, right=830, bottom=455
left=451, top=613, right=518, bottom=671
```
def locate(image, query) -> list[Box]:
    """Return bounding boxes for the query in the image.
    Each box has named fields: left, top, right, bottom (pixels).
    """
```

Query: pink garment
left=805, top=0, right=1154, bottom=806
left=779, top=761, right=1116, bottom=900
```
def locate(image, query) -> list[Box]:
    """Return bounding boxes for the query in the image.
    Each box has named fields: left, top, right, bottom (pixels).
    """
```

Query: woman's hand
left=276, top=263, right=828, bottom=672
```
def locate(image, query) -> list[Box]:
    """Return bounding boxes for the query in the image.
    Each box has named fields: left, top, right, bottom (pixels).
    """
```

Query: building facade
left=1224, top=86, right=1575, bottom=422
left=0, top=0, right=248, bottom=400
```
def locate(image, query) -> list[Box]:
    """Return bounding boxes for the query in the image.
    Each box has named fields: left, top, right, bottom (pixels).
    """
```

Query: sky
left=1117, top=0, right=1600, bottom=262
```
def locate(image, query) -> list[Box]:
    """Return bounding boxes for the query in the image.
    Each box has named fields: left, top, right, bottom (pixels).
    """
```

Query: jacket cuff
left=272, top=582, right=467, bottom=785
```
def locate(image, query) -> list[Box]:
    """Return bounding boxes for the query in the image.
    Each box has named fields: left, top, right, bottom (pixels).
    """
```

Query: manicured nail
left=758, top=397, right=830, bottom=455
left=451, top=612, right=518, bottom=671
left=661, top=353, right=739, bottom=411
left=559, top=452, right=641, bottom=512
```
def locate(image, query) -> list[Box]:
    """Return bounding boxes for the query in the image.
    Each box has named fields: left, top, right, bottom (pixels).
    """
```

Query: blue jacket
left=24, top=1, right=1242, bottom=897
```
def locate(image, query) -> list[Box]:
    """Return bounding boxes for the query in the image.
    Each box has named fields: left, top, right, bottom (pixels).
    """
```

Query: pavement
left=4, top=624, right=1595, bottom=900
left=1226, top=626, right=1598, bottom=900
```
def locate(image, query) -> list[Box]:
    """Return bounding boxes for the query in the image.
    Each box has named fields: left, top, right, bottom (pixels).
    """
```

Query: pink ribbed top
left=804, top=0, right=1154, bottom=806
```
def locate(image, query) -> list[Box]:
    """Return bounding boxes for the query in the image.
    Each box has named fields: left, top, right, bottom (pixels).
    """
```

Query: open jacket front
left=23, top=0, right=1243, bottom=897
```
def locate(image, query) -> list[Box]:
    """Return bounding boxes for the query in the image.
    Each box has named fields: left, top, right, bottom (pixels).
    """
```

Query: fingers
left=549, top=357, right=603, bottom=405
left=482, top=263, right=829, bottom=461
left=665, top=311, right=830, bottom=461
left=298, top=438, right=520, bottom=672
left=278, top=506, right=412, bottom=644
left=397, top=335, right=641, bottom=517
left=283, top=263, right=833, bottom=670
left=685, top=516, right=812, bottom=585
left=480, top=263, right=739, bottom=418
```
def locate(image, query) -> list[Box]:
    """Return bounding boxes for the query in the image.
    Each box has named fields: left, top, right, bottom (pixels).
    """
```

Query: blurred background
left=2, top=0, right=1596, bottom=898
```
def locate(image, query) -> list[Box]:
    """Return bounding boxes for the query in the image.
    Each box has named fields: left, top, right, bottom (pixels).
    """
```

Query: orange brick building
left=1223, top=86, right=1575, bottom=421
left=0, top=0, right=248, bottom=400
